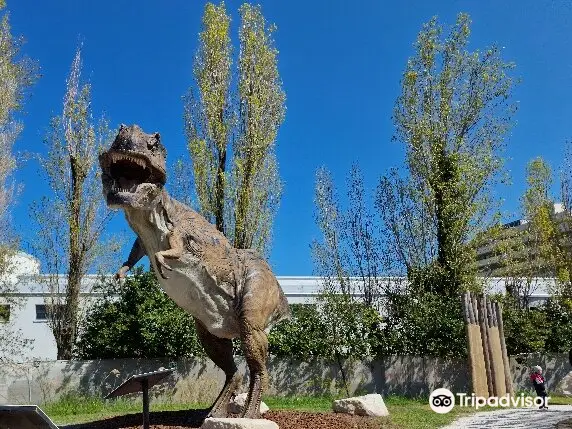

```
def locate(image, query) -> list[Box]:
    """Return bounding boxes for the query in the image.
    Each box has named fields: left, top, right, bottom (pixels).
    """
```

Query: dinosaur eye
left=148, top=132, right=161, bottom=151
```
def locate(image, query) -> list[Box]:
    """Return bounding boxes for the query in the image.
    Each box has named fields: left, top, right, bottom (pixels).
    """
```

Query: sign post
left=105, top=368, right=175, bottom=429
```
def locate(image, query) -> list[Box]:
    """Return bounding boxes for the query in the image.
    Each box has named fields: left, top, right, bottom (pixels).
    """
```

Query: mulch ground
left=60, top=409, right=389, bottom=429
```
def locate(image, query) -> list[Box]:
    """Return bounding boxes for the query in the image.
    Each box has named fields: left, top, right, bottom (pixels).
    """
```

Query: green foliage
left=542, top=297, right=572, bottom=353
left=184, top=2, right=285, bottom=255
left=487, top=157, right=572, bottom=294
left=498, top=293, right=572, bottom=355
left=519, top=156, right=572, bottom=292
left=30, top=45, right=117, bottom=359
left=317, top=293, right=383, bottom=359
left=382, top=292, right=466, bottom=358
left=0, top=1, right=36, bottom=244
left=310, top=164, right=468, bottom=358
left=185, top=2, right=232, bottom=232
left=268, top=294, right=465, bottom=359
left=0, top=1, right=37, bottom=363
left=268, top=300, right=382, bottom=360
left=268, top=304, right=329, bottom=358
left=498, top=295, right=547, bottom=355
left=76, top=268, right=203, bottom=359
left=387, top=12, right=517, bottom=296
left=231, top=3, right=285, bottom=252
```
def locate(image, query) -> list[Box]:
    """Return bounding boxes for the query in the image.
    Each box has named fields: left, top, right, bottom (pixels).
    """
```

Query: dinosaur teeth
left=109, top=152, right=148, bottom=169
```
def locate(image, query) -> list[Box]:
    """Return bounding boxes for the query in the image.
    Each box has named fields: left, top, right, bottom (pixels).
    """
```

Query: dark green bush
left=79, top=267, right=572, bottom=360
left=499, top=294, right=548, bottom=355
left=380, top=292, right=467, bottom=358
left=542, top=297, right=572, bottom=353
left=75, top=268, right=204, bottom=359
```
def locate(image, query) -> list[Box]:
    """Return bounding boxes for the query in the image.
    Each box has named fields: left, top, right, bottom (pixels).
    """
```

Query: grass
left=46, top=392, right=568, bottom=428
left=44, top=393, right=477, bottom=428
left=384, top=396, right=475, bottom=429
left=43, top=394, right=208, bottom=425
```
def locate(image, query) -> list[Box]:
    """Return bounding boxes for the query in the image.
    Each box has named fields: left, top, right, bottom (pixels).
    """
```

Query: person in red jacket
left=530, top=365, right=548, bottom=409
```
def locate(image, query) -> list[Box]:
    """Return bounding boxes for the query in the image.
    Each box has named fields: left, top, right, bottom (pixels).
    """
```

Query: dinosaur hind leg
left=239, top=319, right=269, bottom=419
left=195, top=319, right=242, bottom=418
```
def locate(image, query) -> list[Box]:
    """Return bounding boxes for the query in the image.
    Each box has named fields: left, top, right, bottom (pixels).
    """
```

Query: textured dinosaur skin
left=99, top=124, right=290, bottom=418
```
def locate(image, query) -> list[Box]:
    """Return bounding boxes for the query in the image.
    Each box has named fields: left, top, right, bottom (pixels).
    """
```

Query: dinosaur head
left=99, top=124, right=167, bottom=209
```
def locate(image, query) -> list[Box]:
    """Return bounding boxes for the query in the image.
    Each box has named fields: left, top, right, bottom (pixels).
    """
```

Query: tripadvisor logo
left=429, top=388, right=550, bottom=413
left=429, top=388, right=455, bottom=414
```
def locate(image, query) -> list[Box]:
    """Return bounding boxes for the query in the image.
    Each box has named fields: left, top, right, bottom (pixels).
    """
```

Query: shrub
left=381, top=292, right=467, bottom=358
left=75, top=268, right=204, bottom=359
left=499, top=294, right=547, bottom=355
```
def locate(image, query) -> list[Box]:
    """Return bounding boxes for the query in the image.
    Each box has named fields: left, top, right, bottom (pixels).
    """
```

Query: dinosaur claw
left=155, top=253, right=173, bottom=279
left=160, top=266, right=170, bottom=279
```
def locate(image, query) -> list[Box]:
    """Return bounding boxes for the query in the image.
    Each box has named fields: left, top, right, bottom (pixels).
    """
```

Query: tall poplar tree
left=31, top=46, right=117, bottom=359
left=385, top=13, right=517, bottom=296
left=0, top=0, right=37, bottom=362
left=184, top=2, right=285, bottom=255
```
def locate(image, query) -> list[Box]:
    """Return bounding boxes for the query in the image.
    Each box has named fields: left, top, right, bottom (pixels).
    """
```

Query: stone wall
left=0, top=354, right=569, bottom=405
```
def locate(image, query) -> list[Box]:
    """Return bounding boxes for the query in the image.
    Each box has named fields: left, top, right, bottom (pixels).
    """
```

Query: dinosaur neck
left=123, top=188, right=173, bottom=234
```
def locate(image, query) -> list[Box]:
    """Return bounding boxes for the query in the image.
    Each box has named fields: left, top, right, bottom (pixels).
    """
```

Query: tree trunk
left=57, top=157, right=83, bottom=360
left=214, top=148, right=226, bottom=234
left=433, top=148, right=460, bottom=296
left=234, top=158, right=254, bottom=250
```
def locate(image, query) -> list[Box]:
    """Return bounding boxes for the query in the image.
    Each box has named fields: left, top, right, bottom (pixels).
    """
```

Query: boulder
left=228, top=393, right=270, bottom=415
left=201, top=418, right=278, bottom=429
left=332, top=393, right=389, bottom=417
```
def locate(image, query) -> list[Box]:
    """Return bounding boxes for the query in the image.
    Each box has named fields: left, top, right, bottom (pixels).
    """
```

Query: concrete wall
left=1, top=354, right=570, bottom=405
left=511, top=353, right=572, bottom=393
left=0, top=356, right=469, bottom=405
left=0, top=354, right=572, bottom=404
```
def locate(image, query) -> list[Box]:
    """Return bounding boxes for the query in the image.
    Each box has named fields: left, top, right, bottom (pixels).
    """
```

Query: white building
left=0, top=252, right=556, bottom=362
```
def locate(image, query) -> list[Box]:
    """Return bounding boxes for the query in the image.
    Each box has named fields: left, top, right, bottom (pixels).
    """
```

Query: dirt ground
left=60, top=409, right=388, bottom=429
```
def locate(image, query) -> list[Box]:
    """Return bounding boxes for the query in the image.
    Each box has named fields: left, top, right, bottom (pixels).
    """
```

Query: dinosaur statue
left=99, top=124, right=290, bottom=419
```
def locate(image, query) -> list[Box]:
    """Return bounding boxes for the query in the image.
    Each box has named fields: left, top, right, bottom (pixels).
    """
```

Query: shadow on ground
left=60, top=408, right=209, bottom=429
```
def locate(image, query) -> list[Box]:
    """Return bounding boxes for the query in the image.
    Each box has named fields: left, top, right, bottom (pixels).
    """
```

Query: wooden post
left=463, top=292, right=471, bottom=324
left=484, top=296, right=498, bottom=396
left=467, top=292, right=476, bottom=324
left=478, top=296, right=494, bottom=397
left=496, top=301, right=514, bottom=395
left=463, top=292, right=475, bottom=394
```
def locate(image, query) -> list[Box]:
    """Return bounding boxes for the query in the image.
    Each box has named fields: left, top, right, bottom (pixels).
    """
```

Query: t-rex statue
left=99, top=124, right=290, bottom=419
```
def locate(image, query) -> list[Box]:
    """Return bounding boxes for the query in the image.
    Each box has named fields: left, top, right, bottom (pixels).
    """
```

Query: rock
left=201, top=418, right=279, bottom=429
left=228, top=393, right=270, bottom=415
left=555, top=371, right=572, bottom=396
left=332, top=393, right=389, bottom=417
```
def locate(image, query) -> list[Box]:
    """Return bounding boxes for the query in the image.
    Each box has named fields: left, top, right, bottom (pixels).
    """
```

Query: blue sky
left=7, top=0, right=572, bottom=275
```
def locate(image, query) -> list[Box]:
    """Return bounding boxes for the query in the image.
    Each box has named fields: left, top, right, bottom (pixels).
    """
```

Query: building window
left=36, top=304, right=64, bottom=321
left=36, top=304, right=48, bottom=321
left=0, top=305, right=9, bottom=323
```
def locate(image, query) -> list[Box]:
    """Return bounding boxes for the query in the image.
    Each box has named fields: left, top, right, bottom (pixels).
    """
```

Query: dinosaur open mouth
left=103, top=151, right=165, bottom=194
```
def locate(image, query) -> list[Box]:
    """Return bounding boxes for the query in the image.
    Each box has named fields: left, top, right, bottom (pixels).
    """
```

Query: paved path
left=441, top=405, right=572, bottom=429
